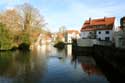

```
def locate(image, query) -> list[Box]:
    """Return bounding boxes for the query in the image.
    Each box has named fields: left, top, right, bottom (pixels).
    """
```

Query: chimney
left=104, top=17, right=106, bottom=21
left=89, top=17, right=91, bottom=24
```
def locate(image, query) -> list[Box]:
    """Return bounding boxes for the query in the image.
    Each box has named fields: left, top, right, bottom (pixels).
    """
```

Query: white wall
left=67, top=34, right=72, bottom=43
left=80, top=31, right=90, bottom=38
left=77, top=39, right=95, bottom=47
left=114, top=31, right=125, bottom=48
left=67, top=33, right=80, bottom=43
left=96, top=30, right=113, bottom=41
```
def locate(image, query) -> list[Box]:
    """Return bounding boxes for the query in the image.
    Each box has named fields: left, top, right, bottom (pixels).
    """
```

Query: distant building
left=52, top=32, right=65, bottom=43
left=78, top=17, right=115, bottom=47
left=36, top=33, right=52, bottom=45
left=114, top=17, right=125, bottom=48
left=65, top=30, right=80, bottom=43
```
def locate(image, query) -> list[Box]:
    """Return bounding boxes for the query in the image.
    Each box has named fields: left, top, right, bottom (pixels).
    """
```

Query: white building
left=65, top=30, right=80, bottom=43
left=114, top=17, right=125, bottom=48
left=78, top=17, right=115, bottom=47
left=96, top=30, right=113, bottom=41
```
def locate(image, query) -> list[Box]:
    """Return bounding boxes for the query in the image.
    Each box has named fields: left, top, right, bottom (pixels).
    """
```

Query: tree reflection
left=0, top=51, right=12, bottom=76
left=0, top=50, right=46, bottom=83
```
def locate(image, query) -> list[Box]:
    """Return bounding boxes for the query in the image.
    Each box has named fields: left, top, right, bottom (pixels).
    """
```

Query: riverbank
left=0, top=43, right=30, bottom=52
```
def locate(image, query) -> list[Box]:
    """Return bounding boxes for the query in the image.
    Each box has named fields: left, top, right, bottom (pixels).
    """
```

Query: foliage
left=18, top=43, right=30, bottom=51
left=120, top=17, right=125, bottom=27
left=20, top=32, right=30, bottom=44
left=0, top=23, right=13, bottom=50
left=54, top=41, right=65, bottom=49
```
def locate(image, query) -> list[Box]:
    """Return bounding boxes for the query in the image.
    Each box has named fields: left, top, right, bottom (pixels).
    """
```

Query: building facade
left=78, top=17, right=115, bottom=47
left=96, top=30, right=113, bottom=41
left=114, top=17, right=125, bottom=48
left=80, top=17, right=115, bottom=42
left=65, top=30, right=80, bottom=43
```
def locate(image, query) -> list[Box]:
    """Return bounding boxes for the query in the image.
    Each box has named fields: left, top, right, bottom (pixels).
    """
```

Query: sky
left=0, top=0, right=125, bottom=32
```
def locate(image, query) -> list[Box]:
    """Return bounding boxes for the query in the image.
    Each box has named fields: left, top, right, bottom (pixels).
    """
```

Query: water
left=0, top=45, right=109, bottom=83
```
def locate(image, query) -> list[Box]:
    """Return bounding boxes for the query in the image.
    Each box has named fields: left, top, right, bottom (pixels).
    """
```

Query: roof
left=81, top=27, right=113, bottom=31
left=56, top=32, right=64, bottom=38
left=66, top=30, right=79, bottom=34
left=81, top=17, right=115, bottom=32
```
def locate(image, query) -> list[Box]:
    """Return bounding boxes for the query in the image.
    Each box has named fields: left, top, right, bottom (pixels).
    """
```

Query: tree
left=0, top=9, right=22, bottom=32
left=16, top=3, right=46, bottom=45
left=0, top=9, right=22, bottom=48
left=17, top=3, right=45, bottom=31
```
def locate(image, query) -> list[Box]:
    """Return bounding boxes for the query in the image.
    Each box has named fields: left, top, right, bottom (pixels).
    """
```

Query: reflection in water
left=65, top=45, right=72, bottom=56
left=72, top=56, right=103, bottom=76
left=0, top=45, right=109, bottom=83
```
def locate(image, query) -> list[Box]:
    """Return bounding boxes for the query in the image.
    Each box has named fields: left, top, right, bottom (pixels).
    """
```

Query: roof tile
left=81, top=17, right=115, bottom=31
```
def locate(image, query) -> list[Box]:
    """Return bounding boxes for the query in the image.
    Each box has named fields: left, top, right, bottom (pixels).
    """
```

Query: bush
left=54, top=41, right=65, bottom=49
left=18, top=43, right=30, bottom=51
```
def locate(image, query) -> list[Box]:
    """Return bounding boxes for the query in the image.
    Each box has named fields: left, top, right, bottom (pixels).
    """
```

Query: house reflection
left=64, top=45, right=72, bottom=58
left=72, top=55, right=103, bottom=76
left=81, top=64, right=103, bottom=75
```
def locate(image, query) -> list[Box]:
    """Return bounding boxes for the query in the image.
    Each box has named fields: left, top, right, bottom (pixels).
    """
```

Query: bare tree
left=17, top=3, right=45, bottom=31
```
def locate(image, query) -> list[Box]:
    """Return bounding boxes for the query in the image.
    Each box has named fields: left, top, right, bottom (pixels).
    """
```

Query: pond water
left=0, top=45, right=109, bottom=83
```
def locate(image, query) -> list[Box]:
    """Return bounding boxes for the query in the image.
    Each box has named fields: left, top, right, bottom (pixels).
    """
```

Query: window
left=105, top=31, right=109, bottom=34
left=99, top=26, right=102, bottom=28
left=98, top=31, right=101, bottom=34
left=98, top=38, right=101, bottom=41
left=105, top=37, right=110, bottom=41
left=89, top=32, right=92, bottom=34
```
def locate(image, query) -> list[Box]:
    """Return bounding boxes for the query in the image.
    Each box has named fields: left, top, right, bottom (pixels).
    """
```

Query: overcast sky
left=0, top=0, right=125, bottom=32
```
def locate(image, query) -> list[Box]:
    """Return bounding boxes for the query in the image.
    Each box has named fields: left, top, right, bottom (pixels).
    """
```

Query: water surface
left=0, top=45, right=109, bottom=83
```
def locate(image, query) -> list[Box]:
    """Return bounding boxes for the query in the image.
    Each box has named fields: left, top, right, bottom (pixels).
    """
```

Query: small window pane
left=106, top=31, right=109, bottom=34
left=105, top=37, right=110, bottom=41
left=98, top=32, right=101, bottom=34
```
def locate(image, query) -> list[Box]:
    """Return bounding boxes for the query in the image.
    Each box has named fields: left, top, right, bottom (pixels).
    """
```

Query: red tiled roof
left=66, top=30, right=79, bottom=34
left=56, top=33, right=64, bottom=38
left=81, top=17, right=115, bottom=32
left=81, top=27, right=113, bottom=31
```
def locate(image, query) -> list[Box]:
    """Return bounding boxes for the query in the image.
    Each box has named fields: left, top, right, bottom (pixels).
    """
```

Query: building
left=80, top=17, right=115, bottom=41
left=65, top=30, right=80, bottom=43
left=114, top=17, right=125, bottom=48
left=78, top=17, right=115, bottom=47
left=52, top=32, right=65, bottom=43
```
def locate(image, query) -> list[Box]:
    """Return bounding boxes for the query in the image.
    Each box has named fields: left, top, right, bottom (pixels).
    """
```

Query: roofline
left=81, top=28, right=113, bottom=32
